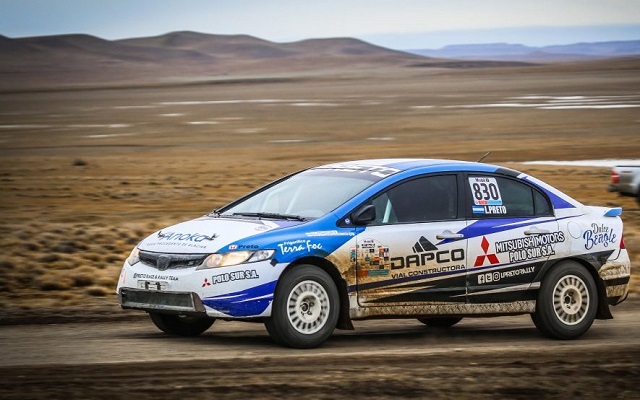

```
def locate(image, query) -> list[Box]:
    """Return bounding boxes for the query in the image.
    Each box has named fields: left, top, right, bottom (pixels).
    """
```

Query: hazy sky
left=2, top=0, right=640, bottom=48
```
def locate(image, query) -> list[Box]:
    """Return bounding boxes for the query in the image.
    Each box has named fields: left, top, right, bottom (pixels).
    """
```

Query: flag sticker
left=472, top=206, right=485, bottom=214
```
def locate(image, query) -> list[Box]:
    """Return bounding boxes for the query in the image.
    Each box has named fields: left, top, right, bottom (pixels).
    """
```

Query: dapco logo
left=391, top=236, right=464, bottom=270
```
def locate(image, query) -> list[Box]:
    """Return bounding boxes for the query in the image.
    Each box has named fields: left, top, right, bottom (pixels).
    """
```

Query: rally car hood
left=137, top=216, right=298, bottom=254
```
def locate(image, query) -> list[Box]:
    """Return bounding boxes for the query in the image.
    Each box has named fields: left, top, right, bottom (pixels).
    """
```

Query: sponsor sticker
left=367, top=269, right=390, bottom=277
left=306, top=230, right=355, bottom=237
left=494, top=231, right=565, bottom=263
left=391, top=264, right=465, bottom=279
left=157, top=231, right=217, bottom=242
left=478, top=266, right=535, bottom=284
left=322, top=163, right=400, bottom=178
left=133, top=273, right=178, bottom=281
left=392, top=236, right=465, bottom=270
left=277, top=239, right=322, bottom=254
left=473, top=205, right=507, bottom=215
left=469, top=177, right=503, bottom=206
left=474, top=236, right=500, bottom=267
left=583, top=223, right=617, bottom=250
left=137, top=280, right=169, bottom=291
left=211, top=269, right=260, bottom=284
left=353, top=238, right=392, bottom=277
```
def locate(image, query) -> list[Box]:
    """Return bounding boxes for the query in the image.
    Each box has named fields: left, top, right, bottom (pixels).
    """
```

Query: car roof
left=315, top=158, right=584, bottom=211
left=315, top=158, right=497, bottom=173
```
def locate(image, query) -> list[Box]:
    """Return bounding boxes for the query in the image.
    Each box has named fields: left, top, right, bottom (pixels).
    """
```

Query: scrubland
left=1, top=62, right=639, bottom=313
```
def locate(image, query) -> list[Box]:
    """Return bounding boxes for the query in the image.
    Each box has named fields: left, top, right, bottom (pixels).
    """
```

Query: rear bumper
left=608, top=183, right=638, bottom=196
left=599, top=256, right=631, bottom=306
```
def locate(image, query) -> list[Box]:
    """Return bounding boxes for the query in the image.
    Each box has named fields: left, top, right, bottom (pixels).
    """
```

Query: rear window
left=466, top=175, right=553, bottom=218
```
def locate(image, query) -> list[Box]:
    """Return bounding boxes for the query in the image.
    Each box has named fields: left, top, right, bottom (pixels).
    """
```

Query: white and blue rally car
left=117, top=159, right=630, bottom=348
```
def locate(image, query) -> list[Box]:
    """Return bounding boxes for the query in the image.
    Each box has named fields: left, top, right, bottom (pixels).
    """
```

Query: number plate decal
left=469, top=177, right=503, bottom=206
left=137, top=280, right=169, bottom=291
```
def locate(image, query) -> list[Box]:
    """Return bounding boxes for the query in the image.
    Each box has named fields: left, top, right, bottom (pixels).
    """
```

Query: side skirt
left=350, top=300, right=536, bottom=320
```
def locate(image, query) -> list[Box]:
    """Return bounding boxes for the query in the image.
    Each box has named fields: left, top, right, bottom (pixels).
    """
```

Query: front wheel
left=149, top=312, right=215, bottom=337
left=532, top=261, right=597, bottom=339
left=265, top=265, right=339, bottom=348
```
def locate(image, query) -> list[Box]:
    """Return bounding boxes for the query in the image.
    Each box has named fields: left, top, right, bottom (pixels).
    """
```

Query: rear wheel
left=149, top=312, right=215, bottom=337
left=532, top=261, right=597, bottom=339
left=265, top=265, right=339, bottom=348
left=418, top=317, right=463, bottom=328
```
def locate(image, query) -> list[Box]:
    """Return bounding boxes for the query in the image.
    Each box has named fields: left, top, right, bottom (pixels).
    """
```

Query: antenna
left=477, top=152, right=491, bottom=163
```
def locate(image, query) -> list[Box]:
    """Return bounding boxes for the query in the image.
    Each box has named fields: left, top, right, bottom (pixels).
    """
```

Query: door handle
left=524, top=227, right=550, bottom=235
left=436, top=232, right=464, bottom=240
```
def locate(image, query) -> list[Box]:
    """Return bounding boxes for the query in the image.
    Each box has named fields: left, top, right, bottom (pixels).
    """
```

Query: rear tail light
left=620, top=235, right=625, bottom=249
left=611, top=170, right=620, bottom=184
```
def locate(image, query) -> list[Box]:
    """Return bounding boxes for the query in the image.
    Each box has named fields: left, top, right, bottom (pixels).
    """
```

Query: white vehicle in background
left=609, top=165, right=640, bottom=204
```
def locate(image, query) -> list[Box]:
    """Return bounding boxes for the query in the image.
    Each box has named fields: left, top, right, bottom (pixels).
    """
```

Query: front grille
left=119, top=288, right=200, bottom=312
left=139, top=251, right=207, bottom=271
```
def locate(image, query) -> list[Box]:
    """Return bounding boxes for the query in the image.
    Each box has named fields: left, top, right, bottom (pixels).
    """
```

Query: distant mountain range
left=408, top=40, right=640, bottom=61
left=0, top=31, right=431, bottom=90
left=1, top=31, right=639, bottom=91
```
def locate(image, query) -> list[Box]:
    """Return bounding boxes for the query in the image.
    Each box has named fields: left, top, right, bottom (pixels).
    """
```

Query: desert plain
left=1, top=58, right=639, bottom=312
left=0, top=56, right=639, bottom=398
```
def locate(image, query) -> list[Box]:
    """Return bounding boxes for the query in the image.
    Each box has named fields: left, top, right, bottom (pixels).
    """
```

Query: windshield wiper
left=231, top=212, right=307, bottom=221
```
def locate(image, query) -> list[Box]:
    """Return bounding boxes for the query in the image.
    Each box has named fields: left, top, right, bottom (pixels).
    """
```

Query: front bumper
left=119, top=288, right=207, bottom=315
left=117, top=258, right=286, bottom=318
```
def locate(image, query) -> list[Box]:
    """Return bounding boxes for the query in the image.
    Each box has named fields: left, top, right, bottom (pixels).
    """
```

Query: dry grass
left=0, top=63, right=639, bottom=310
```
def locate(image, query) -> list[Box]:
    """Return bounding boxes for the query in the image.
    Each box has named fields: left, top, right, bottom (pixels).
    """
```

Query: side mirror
left=352, top=204, right=376, bottom=225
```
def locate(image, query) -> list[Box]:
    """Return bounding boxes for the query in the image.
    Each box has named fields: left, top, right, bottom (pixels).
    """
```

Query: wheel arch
left=279, top=256, right=354, bottom=330
left=535, top=257, right=612, bottom=320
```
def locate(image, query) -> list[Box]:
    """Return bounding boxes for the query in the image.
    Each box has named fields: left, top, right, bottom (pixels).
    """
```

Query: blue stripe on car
left=202, top=280, right=277, bottom=317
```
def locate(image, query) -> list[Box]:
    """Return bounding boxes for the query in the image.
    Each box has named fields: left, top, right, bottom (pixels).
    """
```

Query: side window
left=533, top=189, right=552, bottom=215
left=370, top=175, right=458, bottom=224
left=467, top=175, right=552, bottom=218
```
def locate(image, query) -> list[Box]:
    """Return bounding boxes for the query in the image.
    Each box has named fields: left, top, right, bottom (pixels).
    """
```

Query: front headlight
left=127, top=247, right=140, bottom=265
left=197, top=250, right=275, bottom=270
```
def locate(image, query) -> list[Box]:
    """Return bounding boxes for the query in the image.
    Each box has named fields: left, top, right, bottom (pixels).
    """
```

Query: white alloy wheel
left=287, top=280, right=330, bottom=334
left=552, top=274, right=589, bottom=326
left=264, top=265, right=339, bottom=348
left=531, top=261, right=597, bottom=340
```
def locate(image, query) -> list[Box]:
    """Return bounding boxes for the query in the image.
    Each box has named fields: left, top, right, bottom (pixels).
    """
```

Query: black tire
left=532, top=261, right=597, bottom=340
left=265, top=265, right=339, bottom=348
left=149, top=312, right=215, bottom=337
left=417, top=317, right=463, bottom=328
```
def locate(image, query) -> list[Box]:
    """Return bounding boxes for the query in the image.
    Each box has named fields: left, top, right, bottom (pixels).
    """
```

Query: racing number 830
left=472, top=182, right=500, bottom=201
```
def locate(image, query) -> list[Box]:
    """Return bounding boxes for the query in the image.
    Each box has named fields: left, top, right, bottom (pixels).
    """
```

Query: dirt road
left=1, top=60, right=639, bottom=399
left=2, top=299, right=639, bottom=399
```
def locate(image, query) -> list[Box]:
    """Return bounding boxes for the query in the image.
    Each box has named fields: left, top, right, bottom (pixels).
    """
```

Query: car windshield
left=220, top=169, right=379, bottom=220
